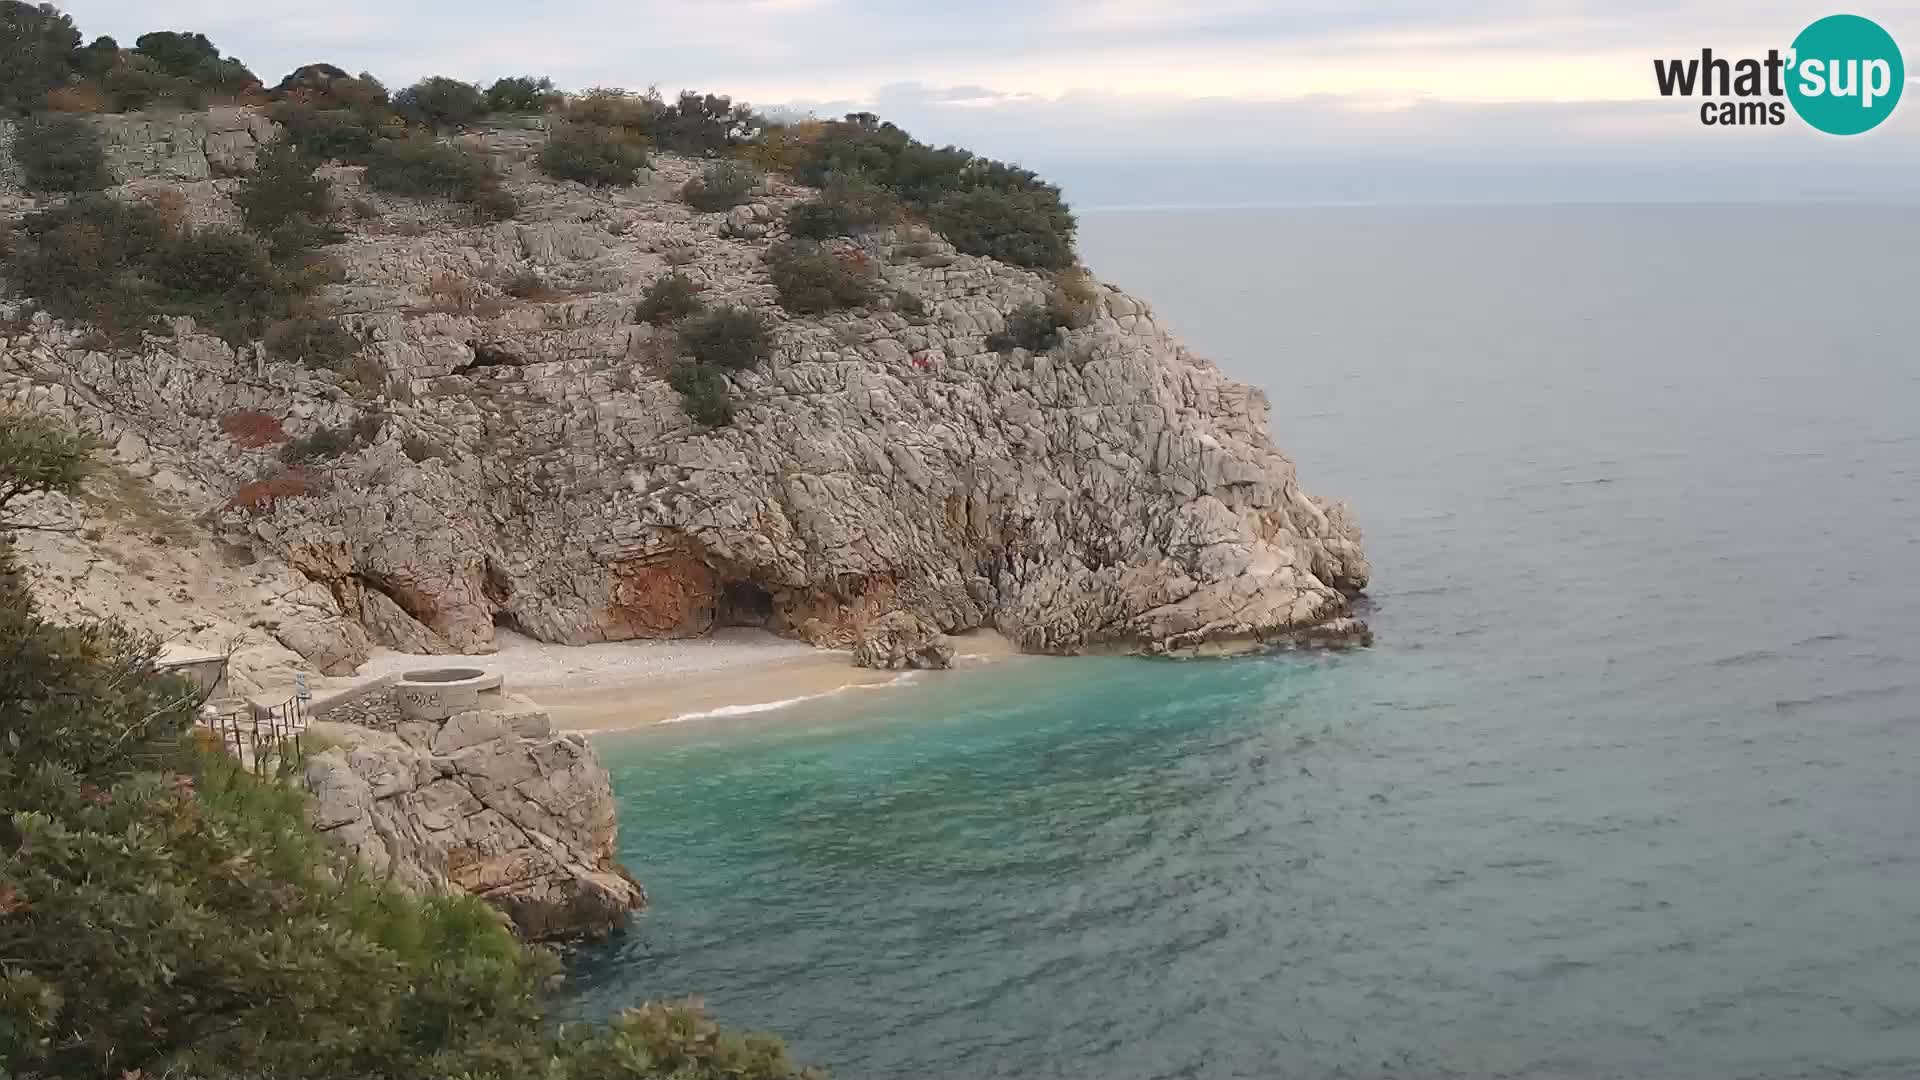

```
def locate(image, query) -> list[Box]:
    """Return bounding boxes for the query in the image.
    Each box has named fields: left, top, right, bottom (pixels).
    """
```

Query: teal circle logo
left=1787, top=14, right=1904, bottom=134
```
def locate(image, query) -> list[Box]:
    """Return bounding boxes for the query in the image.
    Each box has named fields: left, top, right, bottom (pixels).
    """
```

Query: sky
left=58, top=0, right=1920, bottom=205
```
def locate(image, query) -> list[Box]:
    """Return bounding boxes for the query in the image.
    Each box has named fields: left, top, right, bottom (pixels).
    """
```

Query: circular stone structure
left=392, top=667, right=505, bottom=722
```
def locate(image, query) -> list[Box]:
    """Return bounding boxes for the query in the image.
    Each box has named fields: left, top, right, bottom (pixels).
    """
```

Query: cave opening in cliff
left=716, top=581, right=775, bottom=628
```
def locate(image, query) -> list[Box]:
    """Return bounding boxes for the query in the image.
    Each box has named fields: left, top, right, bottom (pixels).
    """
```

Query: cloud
left=55, top=0, right=1920, bottom=202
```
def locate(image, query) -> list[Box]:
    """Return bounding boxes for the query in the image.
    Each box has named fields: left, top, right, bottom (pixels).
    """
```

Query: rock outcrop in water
left=0, top=109, right=1369, bottom=679
left=852, top=609, right=956, bottom=670
left=302, top=690, right=644, bottom=939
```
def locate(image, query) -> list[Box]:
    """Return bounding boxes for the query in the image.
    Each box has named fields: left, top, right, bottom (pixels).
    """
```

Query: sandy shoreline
left=315, top=627, right=1020, bottom=732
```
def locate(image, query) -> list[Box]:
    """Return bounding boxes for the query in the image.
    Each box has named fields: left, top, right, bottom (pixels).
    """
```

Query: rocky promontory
left=302, top=678, right=644, bottom=940
left=0, top=110, right=1368, bottom=681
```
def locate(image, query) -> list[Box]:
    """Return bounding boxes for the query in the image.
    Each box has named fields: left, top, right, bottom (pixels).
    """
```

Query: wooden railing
left=201, top=694, right=309, bottom=776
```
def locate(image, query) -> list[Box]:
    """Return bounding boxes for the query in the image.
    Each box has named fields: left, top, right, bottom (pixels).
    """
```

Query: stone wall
left=311, top=675, right=403, bottom=729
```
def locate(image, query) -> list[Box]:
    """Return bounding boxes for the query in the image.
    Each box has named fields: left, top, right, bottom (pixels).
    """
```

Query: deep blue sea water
left=570, top=205, right=1920, bottom=1079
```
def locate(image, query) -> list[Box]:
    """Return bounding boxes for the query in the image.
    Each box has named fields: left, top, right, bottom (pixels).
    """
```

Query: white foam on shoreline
left=655, top=670, right=922, bottom=725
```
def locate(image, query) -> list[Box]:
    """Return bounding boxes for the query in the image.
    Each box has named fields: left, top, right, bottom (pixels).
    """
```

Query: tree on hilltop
left=0, top=1, right=82, bottom=114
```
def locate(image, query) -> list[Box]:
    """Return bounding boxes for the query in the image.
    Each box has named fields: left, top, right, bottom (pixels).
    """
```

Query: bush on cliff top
left=784, top=174, right=900, bottom=240
left=5, top=195, right=311, bottom=344
left=393, top=74, right=484, bottom=132
left=538, top=122, right=649, bottom=187
left=365, top=136, right=515, bottom=219
left=2, top=8, right=261, bottom=115
left=986, top=291, right=1090, bottom=355
left=485, top=74, right=559, bottom=115
left=269, top=102, right=389, bottom=163
left=0, top=412, right=819, bottom=1079
left=11, top=111, right=110, bottom=192
left=682, top=160, right=761, bottom=212
left=931, top=185, right=1076, bottom=271
left=767, top=241, right=875, bottom=315
left=1, top=1, right=83, bottom=114
left=782, top=113, right=1076, bottom=269
left=655, top=90, right=761, bottom=155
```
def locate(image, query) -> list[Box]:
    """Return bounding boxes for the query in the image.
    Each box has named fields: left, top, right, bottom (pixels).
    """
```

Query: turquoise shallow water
left=571, top=206, right=1920, bottom=1078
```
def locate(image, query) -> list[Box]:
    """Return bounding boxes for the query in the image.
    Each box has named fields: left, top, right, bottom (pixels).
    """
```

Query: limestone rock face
left=301, top=697, right=645, bottom=939
left=0, top=119, right=20, bottom=197
left=91, top=107, right=277, bottom=181
left=853, top=609, right=955, bottom=670
left=0, top=121, right=1370, bottom=674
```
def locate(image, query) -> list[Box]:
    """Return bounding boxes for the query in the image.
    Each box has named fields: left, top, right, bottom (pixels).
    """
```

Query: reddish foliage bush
left=227, top=468, right=317, bottom=513
left=219, top=410, right=286, bottom=448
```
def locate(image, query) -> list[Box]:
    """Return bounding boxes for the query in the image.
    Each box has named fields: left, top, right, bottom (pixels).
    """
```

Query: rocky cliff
left=0, top=111, right=1369, bottom=680
left=302, top=690, right=644, bottom=940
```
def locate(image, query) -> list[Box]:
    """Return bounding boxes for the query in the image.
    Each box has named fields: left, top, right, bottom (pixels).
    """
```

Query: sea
left=567, top=205, right=1920, bottom=1079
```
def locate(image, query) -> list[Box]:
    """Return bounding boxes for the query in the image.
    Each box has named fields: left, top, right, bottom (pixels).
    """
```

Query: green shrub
left=266, top=315, right=358, bottom=369
left=558, top=88, right=661, bottom=136
left=4, top=195, right=168, bottom=336
left=550, top=89, right=757, bottom=156
left=5, top=195, right=308, bottom=344
left=132, top=30, right=256, bottom=93
left=235, top=141, right=342, bottom=258
left=766, top=241, right=874, bottom=314
left=268, top=103, right=385, bottom=163
left=484, top=75, right=556, bottom=114
left=279, top=422, right=353, bottom=464
left=986, top=295, right=1085, bottom=354
left=69, top=34, right=118, bottom=82
left=669, top=360, right=733, bottom=426
left=365, top=136, right=498, bottom=204
left=681, top=306, right=768, bottom=370
left=468, top=184, right=519, bottom=223
left=13, top=112, right=110, bottom=192
left=636, top=271, right=703, bottom=324
left=537, top=122, right=647, bottom=186
left=271, top=62, right=348, bottom=97
left=789, top=115, right=973, bottom=205
left=780, top=113, right=1077, bottom=269
left=932, top=186, right=1076, bottom=270
left=682, top=160, right=760, bottom=212
left=654, top=90, right=760, bottom=155
left=150, top=226, right=289, bottom=342
left=99, top=56, right=202, bottom=111
left=393, top=75, right=483, bottom=131
left=784, top=175, right=898, bottom=239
